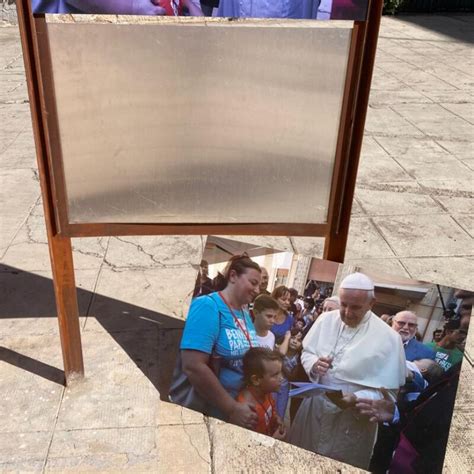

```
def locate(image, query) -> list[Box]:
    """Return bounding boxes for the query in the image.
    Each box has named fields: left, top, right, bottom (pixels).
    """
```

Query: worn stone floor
left=1, top=12, right=473, bottom=473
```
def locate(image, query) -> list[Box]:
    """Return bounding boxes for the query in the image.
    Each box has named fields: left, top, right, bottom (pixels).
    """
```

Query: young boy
left=284, top=328, right=303, bottom=377
left=253, top=294, right=300, bottom=420
left=253, top=294, right=280, bottom=349
left=237, top=347, right=286, bottom=439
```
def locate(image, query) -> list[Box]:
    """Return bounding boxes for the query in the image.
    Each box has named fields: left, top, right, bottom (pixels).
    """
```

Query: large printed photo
left=167, top=236, right=472, bottom=472
left=32, top=0, right=369, bottom=20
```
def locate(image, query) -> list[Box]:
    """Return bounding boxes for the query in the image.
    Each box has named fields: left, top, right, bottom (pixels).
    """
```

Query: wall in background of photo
left=374, top=284, right=453, bottom=342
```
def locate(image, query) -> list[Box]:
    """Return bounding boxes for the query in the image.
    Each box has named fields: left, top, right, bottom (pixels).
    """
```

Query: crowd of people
left=170, top=254, right=471, bottom=472
left=31, top=0, right=368, bottom=20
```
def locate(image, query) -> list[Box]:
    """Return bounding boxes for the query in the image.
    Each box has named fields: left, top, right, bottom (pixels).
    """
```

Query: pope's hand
left=326, top=391, right=357, bottom=409
left=312, top=356, right=333, bottom=376
left=339, top=393, right=358, bottom=409
left=355, top=388, right=395, bottom=423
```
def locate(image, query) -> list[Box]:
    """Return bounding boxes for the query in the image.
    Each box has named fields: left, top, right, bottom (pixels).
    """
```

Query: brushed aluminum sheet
left=46, top=19, right=352, bottom=224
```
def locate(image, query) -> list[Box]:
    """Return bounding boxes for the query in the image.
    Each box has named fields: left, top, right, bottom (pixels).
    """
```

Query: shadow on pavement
left=0, top=346, right=66, bottom=385
left=396, top=13, right=474, bottom=44
left=0, top=265, right=184, bottom=400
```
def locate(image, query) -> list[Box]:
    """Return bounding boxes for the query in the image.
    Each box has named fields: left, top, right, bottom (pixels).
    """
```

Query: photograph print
left=167, top=235, right=472, bottom=472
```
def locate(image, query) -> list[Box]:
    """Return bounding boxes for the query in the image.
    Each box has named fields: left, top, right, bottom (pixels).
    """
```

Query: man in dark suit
left=357, top=363, right=461, bottom=474
left=369, top=310, right=436, bottom=472
left=392, top=311, right=435, bottom=361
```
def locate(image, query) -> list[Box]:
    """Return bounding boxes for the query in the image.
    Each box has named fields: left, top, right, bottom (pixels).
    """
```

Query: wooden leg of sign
left=49, top=235, right=84, bottom=384
left=324, top=0, right=384, bottom=263
left=16, top=0, right=84, bottom=384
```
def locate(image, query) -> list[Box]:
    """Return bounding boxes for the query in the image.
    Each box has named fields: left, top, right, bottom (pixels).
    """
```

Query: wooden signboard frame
left=16, top=0, right=383, bottom=383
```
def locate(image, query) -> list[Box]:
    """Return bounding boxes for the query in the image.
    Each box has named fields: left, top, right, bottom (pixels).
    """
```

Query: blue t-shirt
left=180, top=292, right=258, bottom=398
left=271, top=314, right=294, bottom=344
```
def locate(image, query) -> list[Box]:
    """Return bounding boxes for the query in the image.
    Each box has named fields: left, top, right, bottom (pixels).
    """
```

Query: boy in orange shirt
left=236, top=347, right=286, bottom=439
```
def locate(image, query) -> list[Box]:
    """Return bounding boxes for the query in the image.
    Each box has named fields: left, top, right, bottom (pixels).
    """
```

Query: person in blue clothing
left=216, top=0, right=321, bottom=19
left=269, top=285, right=294, bottom=419
left=31, top=0, right=167, bottom=14
left=179, top=254, right=261, bottom=430
left=391, top=311, right=436, bottom=361
left=270, top=285, right=293, bottom=344
left=31, top=0, right=203, bottom=15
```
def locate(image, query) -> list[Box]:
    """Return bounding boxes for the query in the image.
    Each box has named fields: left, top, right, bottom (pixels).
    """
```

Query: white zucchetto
left=340, top=272, right=374, bottom=291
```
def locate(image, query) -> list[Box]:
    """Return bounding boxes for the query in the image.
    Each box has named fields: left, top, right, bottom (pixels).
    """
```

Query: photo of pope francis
left=289, top=272, right=406, bottom=469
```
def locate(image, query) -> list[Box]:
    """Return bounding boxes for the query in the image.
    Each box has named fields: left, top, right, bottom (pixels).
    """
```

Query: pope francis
left=289, top=272, right=406, bottom=469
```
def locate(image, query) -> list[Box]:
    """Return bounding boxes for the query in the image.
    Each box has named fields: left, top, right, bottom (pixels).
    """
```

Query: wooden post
left=324, top=0, right=384, bottom=263
left=48, top=235, right=84, bottom=383
left=16, top=0, right=84, bottom=383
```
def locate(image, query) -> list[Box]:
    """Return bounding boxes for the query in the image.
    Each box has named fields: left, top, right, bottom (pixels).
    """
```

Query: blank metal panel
left=45, top=18, right=352, bottom=224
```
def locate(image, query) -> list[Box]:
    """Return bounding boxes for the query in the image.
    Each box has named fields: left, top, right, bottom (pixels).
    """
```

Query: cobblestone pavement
left=1, top=13, right=473, bottom=473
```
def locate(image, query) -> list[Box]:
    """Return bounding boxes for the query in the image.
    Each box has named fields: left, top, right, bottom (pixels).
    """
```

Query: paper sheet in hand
left=289, top=382, right=341, bottom=398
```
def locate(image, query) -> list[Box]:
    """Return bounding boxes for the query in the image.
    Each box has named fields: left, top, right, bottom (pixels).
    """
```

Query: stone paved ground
left=1, top=12, right=473, bottom=473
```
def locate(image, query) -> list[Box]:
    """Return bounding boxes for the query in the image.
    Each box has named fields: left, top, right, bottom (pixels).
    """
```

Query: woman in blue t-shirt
left=179, top=255, right=261, bottom=430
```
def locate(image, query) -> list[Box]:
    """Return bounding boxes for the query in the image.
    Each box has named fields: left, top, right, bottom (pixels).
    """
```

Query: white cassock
left=289, top=310, right=406, bottom=469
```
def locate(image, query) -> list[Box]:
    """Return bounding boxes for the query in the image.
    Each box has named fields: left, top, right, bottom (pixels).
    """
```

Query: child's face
left=257, top=359, right=283, bottom=393
left=289, top=333, right=303, bottom=352
left=255, top=309, right=278, bottom=330
left=294, top=320, right=304, bottom=331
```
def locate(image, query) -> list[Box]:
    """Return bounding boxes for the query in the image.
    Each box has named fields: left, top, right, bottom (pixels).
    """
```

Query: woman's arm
left=277, top=330, right=291, bottom=355
left=182, top=350, right=257, bottom=428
